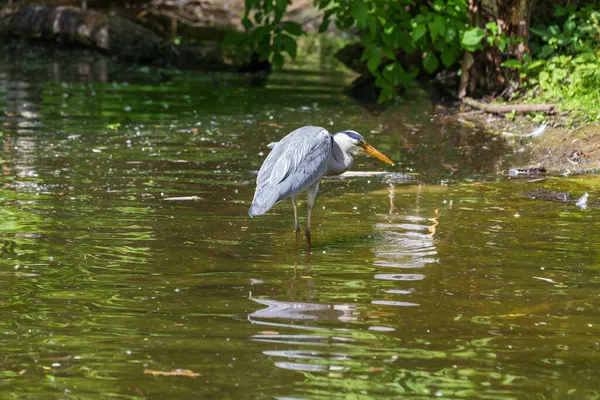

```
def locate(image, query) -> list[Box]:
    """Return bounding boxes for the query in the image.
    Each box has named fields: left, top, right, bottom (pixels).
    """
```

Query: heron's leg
left=291, top=196, right=300, bottom=272
left=305, top=181, right=320, bottom=249
left=291, top=196, right=300, bottom=233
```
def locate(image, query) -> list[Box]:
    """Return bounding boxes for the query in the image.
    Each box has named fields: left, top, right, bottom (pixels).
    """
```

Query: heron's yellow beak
left=363, top=144, right=395, bottom=166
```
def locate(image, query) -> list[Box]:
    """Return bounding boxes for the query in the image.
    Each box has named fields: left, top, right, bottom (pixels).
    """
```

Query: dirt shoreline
left=458, top=110, right=600, bottom=175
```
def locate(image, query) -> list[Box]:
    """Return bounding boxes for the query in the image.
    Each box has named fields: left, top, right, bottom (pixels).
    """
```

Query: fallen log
left=0, top=5, right=273, bottom=73
left=462, top=97, right=557, bottom=115
left=0, top=5, right=174, bottom=63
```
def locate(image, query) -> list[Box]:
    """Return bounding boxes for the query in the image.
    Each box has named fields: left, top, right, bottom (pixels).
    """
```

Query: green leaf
left=264, top=0, right=273, bottom=13
left=241, top=16, right=253, bottom=30
left=258, top=33, right=271, bottom=57
left=361, top=45, right=373, bottom=62
left=530, top=26, right=550, bottom=40
left=564, top=20, right=576, bottom=34
left=461, top=28, right=485, bottom=47
left=382, top=63, right=396, bottom=83
left=432, top=0, right=444, bottom=12
left=272, top=52, right=284, bottom=69
left=441, top=47, right=458, bottom=67
left=445, top=26, right=457, bottom=43
left=318, top=9, right=335, bottom=33
left=253, top=10, right=263, bottom=23
left=497, top=38, right=508, bottom=52
left=428, top=22, right=439, bottom=41
left=572, top=52, right=596, bottom=64
left=281, top=34, right=297, bottom=59
left=381, top=46, right=396, bottom=60
left=275, top=0, right=288, bottom=11
left=251, top=26, right=270, bottom=43
left=538, top=45, right=554, bottom=58
left=554, top=5, right=567, bottom=17
left=367, top=14, right=378, bottom=38
left=500, top=59, right=522, bottom=69
left=429, top=15, right=446, bottom=42
left=387, top=62, right=411, bottom=86
left=367, top=51, right=381, bottom=74
left=351, top=0, right=369, bottom=29
left=485, top=21, right=498, bottom=35
left=412, top=24, right=427, bottom=42
left=319, top=17, right=331, bottom=33
left=382, top=25, right=398, bottom=48
left=413, top=13, right=425, bottom=24
left=377, top=85, right=396, bottom=103
left=282, top=21, right=303, bottom=36
left=525, top=59, right=545, bottom=71
left=423, top=52, right=439, bottom=74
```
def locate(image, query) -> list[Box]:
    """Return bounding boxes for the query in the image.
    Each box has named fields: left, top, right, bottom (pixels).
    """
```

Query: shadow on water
left=0, top=45, right=599, bottom=399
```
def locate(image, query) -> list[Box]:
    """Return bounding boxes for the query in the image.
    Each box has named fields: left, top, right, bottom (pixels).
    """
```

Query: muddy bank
left=458, top=111, right=600, bottom=175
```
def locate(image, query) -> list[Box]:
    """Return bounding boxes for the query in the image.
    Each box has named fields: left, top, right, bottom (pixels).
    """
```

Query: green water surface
left=0, top=47, right=599, bottom=399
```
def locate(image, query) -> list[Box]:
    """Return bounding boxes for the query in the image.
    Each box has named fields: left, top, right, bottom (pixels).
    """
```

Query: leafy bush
left=234, top=0, right=494, bottom=102
left=521, top=3, right=600, bottom=120
left=223, top=0, right=304, bottom=67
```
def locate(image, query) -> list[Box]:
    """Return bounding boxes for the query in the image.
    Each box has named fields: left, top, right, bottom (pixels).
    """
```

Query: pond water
left=0, top=46, right=599, bottom=399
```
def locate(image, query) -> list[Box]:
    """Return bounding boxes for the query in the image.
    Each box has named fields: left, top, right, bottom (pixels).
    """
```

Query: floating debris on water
left=507, top=167, right=546, bottom=177
left=576, top=192, right=589, bottom=210
left=533, top=276, right=559, bottom=284
left=502, top=123, right=547, bottom=138
left=144, top=369, right=201, bottom=378
left=163, top=196, right=202, bottom=201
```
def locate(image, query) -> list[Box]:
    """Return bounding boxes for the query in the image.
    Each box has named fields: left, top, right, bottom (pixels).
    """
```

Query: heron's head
left=334, top=130, right=395, bottom=166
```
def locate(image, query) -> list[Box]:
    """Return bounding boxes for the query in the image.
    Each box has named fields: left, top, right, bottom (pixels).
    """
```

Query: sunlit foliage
left=232, top=0, right=492, bottom=102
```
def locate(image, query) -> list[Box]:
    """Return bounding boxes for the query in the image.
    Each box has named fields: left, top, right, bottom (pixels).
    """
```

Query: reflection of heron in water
left=247, top=292, right=359, bottom=375
left=247, top=292, right=357, bottom=332
left=249, top=126, right=394, bottom=253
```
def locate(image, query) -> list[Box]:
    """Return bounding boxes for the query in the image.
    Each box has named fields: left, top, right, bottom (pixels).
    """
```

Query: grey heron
left=249, top=126, right=394, bottom=247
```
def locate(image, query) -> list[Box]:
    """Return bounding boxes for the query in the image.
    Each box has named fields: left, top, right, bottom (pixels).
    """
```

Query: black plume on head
left=338, top=130, right=366, bottom=142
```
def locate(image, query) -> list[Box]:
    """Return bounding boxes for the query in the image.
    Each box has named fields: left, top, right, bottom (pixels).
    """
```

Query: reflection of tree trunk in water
left=2, top=139, right=12, bottom=188
left=0, top=67, right=43, bottom=187
left=461, top=0, right=534, bottom=98
left=50, top=58, right=110, bottom=83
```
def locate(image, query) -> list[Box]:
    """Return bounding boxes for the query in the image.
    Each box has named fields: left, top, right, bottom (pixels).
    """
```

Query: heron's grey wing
left=249, top=126, right=332, bottom=216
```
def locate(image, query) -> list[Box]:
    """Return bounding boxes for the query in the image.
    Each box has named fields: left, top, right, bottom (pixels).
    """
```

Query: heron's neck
left=326, top=136, right=353, bottom=176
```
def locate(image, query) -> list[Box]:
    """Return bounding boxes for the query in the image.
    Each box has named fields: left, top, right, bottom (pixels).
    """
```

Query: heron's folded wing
left=252, top=126, right=332, bottom=211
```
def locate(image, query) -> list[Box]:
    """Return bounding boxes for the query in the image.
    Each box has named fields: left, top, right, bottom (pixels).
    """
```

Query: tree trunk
left=462, top=0, right=535, bottom=98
